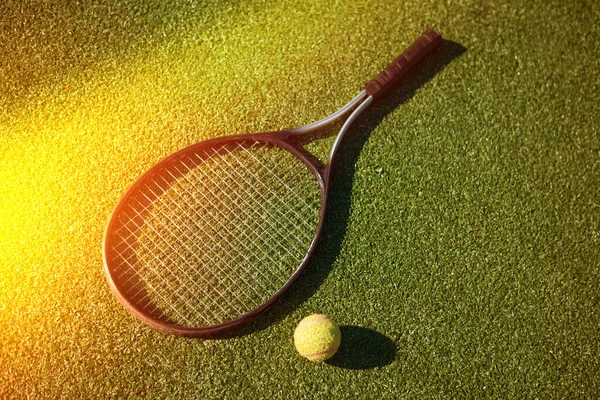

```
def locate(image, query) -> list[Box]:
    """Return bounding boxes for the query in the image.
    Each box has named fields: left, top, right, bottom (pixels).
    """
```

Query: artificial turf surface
left=1, top=0, right=599, bottom=398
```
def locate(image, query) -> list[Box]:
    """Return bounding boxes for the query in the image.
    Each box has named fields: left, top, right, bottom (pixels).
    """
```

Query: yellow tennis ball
left=293, top=314, right=341, bottom=362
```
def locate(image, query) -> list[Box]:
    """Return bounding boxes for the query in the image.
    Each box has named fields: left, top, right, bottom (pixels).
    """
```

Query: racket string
left=114, top=215, right=219, bottom=325
left=193, top=149, right=315, bottom=260
left=209, top=146, right=318, bottom=249
left=118, top=201, right=250, bottom=322
left=113, top=189, right=269, bottom=324
left=128, top=191, right=274, bottom=323
left=227, top=142, right=317, bottom=225
left=109, top=141, right=320, bottom=327
left=134, top=189, right=263, bottom=312
left=154, top=169, right=283, bottom=296
left=175, top=158, right=301, bottom=268
left=168, top=162, right=296, bottom=287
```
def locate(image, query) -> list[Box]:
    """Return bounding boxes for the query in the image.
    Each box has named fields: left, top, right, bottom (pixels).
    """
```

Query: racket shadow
left=222, top=39, right=467, bottom=339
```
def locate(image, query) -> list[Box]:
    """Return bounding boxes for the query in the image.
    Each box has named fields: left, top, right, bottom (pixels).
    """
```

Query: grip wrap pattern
left=365, top=29, right=442, bottom=100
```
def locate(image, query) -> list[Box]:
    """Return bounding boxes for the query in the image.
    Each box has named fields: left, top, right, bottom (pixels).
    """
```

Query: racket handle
left=365, top=29, right=442, bottom=100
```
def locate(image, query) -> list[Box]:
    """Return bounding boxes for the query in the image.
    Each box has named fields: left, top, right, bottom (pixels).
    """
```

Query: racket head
left=102, top=132, right=327, bottom=337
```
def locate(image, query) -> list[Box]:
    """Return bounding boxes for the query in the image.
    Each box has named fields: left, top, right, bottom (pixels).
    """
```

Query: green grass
left=1, top=0, right=599, bottom=398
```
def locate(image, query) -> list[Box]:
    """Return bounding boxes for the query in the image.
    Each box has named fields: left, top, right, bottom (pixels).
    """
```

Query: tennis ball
left=293, top=314, right=341, bottom=362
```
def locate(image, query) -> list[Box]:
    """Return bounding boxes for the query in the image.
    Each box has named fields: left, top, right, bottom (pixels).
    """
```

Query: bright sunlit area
left=1, top=0, right=598, bottom=398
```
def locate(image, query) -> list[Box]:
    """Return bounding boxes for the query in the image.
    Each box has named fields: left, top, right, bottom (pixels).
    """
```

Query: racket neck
left=288, top=91, right=369, bottom=137
left=285, top=91, right=373, bottom=184
left=326, top=95, right=373, bottom=171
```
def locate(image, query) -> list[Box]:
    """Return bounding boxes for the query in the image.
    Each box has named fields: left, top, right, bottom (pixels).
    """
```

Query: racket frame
left=103, top=29, right=441, bottom=337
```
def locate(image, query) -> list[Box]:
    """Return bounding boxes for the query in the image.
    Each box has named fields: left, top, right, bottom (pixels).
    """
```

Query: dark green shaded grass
left=1, top=0, right=599, bottom=398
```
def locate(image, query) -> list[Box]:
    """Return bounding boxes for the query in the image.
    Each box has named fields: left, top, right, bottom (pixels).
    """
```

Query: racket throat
left=322, top=94, right=373, bottom=182
left=329, top=95, right=372, bottom=161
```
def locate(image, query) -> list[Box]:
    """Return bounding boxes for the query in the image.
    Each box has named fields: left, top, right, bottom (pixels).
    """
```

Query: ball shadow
left=327, top=326, right=396, bottom=370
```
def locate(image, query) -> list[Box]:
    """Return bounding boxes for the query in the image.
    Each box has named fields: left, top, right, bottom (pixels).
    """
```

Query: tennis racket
left=103, top=29, right=441, bottom=337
